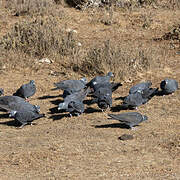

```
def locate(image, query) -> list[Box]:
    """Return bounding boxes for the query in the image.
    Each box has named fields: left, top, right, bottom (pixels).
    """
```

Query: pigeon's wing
left=129, top=81, right=152, bottom=94
left=15, top=111, right=45, bottom=124
left=87, top=72, right=113, bottom=88
left=22, top=82, right=36, bottom=98
left=93, top=87, right=112, bottom=98
left=123, top=93, right=144, bottom=108
left=108, top=112, right=141, bottom=123
left=68, top=101, right=84, bottom=113
left=142, top=88, right=158, bottom=99
left=54, top=80, right=85, bottom=91
left=0, top=96, right=23, bottom=111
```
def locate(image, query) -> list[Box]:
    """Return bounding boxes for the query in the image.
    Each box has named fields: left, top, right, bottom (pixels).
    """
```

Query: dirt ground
left=0, top=4, right=180, bottom=179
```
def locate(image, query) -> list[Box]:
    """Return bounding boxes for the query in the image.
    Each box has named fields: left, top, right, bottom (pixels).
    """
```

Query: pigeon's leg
left=69, top=113, right=72, bottom=118
left=76, top=113, right=80, bottom=117
left=17, top=123, right=27, bottom=129
left=25, top=97, right=30, bottom=102
left=31, top=122, right=37, bottom=126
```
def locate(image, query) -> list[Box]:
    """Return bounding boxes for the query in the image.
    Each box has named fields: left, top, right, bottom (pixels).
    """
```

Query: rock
left=118, top=134, right=134, bottom=141
left=39, top=58, right=53, bottom=64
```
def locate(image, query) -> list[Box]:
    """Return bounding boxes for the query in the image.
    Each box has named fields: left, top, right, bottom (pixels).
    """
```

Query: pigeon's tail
left=108, top=114, right=119, bottom=120
left=35, top=113, right=46, bottom=120
left=0, top=88, right=4, bottom=96
left=111, top=82, right=123, bottom=92
left=142, top=88, right=159, bottom=99
left=52, top=83, right=65, bottom=90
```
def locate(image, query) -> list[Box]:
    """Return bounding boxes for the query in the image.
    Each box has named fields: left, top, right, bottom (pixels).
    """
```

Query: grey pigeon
left=9, top=110, right=45, bottom=128
left=108, top=112, right=148, bottom=129
left=13, top=80, right=36, bottom=99
left=58, top=87, right=90, bottom=116
left=92, top=85, right=113, bottom=111
left=160, top=79, right=178, bottom=94
left=122, top=92, right=146, bottom=109
left=0, top=96, right=40, bottom=113
left=87, top=72, right=114, bottom=91
left=53, top=77, right=87, bottom=91
left=0, top=88, right=4, bottom=96
left=129, top=81, right=152, bottom=94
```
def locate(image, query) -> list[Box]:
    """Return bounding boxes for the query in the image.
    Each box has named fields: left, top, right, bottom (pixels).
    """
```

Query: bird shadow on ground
left=49, top=114, right=69, bottom=121
left=37, top=94, right=62, bottom=100
left=83, top=99, right=94, bottom=105
left=93, top=123, right=130, bottom=129
left=0, top=120, right=21, bottom=127
left=155, top=90, right=168, bottom=96
left=0, top=113, right=9, bottom=119
left=84, top=107, right=102, bottom=114
left=48, top=107, right=66, bottom=114
left=115, top=96, right=126, bottom=101
left=110, top=105, right=129, bottom=112
left=50, top=99, right=64, bottom=105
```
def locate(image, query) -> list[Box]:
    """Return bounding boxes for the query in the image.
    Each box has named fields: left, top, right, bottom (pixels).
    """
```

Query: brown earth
left=0, top=3, right=180, bottom=179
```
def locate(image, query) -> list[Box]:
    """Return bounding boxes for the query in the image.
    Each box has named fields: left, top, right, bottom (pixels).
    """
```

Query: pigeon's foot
left=16, top=123, right=27, bottom=129
left=131, top=127, right=137, bottom=131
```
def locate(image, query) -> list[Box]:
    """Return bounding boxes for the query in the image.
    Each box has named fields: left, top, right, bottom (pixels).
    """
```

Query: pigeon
left=13, top=80, right=36, bottom=100
left=129, top=81, right=152, bottom=94
left=86, top=72, right=114, bottom=91
left=9, top=110, right=45, bottom=128
left=0, top=88, right=4, bottom=96
left=92, top=86, right=113, bottom=111
left=0, top=96, right=40, bottom=113
left=58, top=87, right=90, bottom=116
left=108, top=112, right=148, bottom=129
left=53, top=77, right=87, bottom=92
left=160, top=79, right=178, bottom=94
left=121, top=92, right=146, bottom=109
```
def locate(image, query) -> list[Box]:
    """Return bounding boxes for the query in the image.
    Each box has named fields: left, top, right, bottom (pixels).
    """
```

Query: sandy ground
left=0, top=4, right=180, bottom=180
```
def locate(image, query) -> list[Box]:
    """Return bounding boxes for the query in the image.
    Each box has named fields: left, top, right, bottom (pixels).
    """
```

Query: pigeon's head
left=98, top=96, right=112, bottom=110
left=9, top=110, right=17, bottom=117
left=80, top=77, right=88, bottom=84
left=142, top=115, right=148, bottom=121
left=107, top=72, right=114, bottom=78
left=30, top=80, right=35, bottom=85
left=34, top=105, right=40, bottom=113
left=0, top=88, right=4, bottom=96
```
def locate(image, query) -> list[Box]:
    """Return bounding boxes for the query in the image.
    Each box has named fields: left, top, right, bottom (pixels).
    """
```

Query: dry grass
left=0, top=17, right=79, bottom=59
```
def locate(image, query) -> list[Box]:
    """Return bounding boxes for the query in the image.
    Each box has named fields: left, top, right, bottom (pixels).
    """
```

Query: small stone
left=118, top=134, right=134, bottom=141
left=77, top=42, right=82, bottom=47
left=39, top=58, right=52, bottom=64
